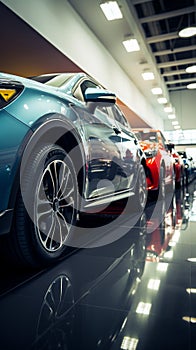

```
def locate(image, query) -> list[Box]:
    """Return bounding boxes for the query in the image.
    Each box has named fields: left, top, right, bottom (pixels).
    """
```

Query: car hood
left=139, top=140, right=158, bottom=152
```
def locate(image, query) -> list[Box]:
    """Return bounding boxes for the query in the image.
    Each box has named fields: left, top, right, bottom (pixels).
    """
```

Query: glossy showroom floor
left=0, top=178, right=196, bottom=350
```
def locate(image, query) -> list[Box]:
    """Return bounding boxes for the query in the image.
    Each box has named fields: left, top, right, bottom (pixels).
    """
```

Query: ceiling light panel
left=122, top=38, right=140, bottom=52
left=164, top=106, right=173, bottom=113
left=179, top=26, right=196, bottom=38
left=187, top=83, right=196, bottom=89
left=186, top=65, right=196, bottom=73
left=100, top=1, right=123, bottom=21
left=168, top=114, right=176, bottom=119
left=142, top=71, right=155, bottom=80
left=151, top=87, right=162, bottom=95
left=157, top=97, right=167, bottom=104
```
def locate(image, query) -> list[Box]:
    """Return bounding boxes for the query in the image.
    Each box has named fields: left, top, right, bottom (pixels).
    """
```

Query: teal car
left=0, top=72, right=147, bottom=267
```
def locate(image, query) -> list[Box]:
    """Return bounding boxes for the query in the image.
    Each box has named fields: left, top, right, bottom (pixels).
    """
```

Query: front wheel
left=135, top=165, right=147, bottom=212
left=159, top=166, right=165, bottom=199
left=13, top=144, right=79, bottom=267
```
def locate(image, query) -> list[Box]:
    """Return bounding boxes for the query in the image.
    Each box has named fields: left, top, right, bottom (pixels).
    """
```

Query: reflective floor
left=0, top=179, right=196, bottom=350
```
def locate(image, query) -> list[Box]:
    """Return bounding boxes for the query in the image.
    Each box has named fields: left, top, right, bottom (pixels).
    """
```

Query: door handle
left=113, top=126, right=121, bottom=135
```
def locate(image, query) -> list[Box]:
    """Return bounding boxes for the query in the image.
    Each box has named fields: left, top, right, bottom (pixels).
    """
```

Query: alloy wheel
left=34, top=159, right=75, bottom=252
left=138, top=166, right=147, bottom=210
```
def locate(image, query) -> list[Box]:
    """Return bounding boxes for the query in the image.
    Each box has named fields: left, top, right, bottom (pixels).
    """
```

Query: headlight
left=144, top=149, right=157, bottom=158
left=0, top=79, right=24, bottom=109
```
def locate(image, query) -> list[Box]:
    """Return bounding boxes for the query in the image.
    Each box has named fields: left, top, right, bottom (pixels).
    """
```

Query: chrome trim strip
left=0, top=208, right=13, bottom=217
left=84, top=191, right=134, bottom=208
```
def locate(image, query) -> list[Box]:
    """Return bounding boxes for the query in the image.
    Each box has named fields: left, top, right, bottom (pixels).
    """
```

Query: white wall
left=164, top=89, right=196, bottom=131
left=2, top=0, right=164, bottom=129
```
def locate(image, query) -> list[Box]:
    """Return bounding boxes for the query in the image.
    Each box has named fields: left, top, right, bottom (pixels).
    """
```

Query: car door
left=159, top=132, right=174, bottom=184
left=70, top=79, right=122, bottom=199
left=108, top=105, right=142, bottom=192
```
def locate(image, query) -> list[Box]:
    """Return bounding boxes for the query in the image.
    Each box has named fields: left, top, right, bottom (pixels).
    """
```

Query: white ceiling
left=68, top=0, right=196, bottom=131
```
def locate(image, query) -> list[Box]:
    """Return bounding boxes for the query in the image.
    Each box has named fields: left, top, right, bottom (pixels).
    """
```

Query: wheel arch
left=160, top=160, right=165, bottom=174
left=141, top=157, right=147, bottom=174
left=8, top=115, right=86, bottom=211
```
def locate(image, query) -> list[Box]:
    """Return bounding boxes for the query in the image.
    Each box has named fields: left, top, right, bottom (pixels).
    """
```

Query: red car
left=132, top=128, right=175, bottom=198
left=166, top=143, right=185, bottom=187
left=170, top=150, right=185, bottom=187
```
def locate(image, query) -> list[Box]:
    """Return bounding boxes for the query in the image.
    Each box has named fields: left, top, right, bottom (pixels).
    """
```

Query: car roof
left=132, top=128, right=160, bottom=132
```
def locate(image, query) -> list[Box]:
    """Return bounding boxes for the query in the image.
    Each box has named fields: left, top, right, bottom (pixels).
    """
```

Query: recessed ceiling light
left=179, top=26, right=196, bottom=38
left=142, top=71, right=155, bottom=80
left=185, top=65, right=196, bottom=73
left=164, top=105, right=173, bottom=113
left=122, top=38, right=140, bottom=52
left=187, top=257, right=196, bottom=262
left=168, top=114, right=176, bottom=119
left=172, top=121, right=179, bottom=125
left=151, top=87, right=162, bottom=95
left=187, top=83, right=196, bottom=89
left=174, top=125, right=181, bottom=129
left=100, top=1, right=123, bottom=21
left=157, top=97, right=167, bottom=104
left=186, top=288, right=196, bottom=294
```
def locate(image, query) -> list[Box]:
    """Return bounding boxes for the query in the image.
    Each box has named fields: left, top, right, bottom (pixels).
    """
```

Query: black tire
left=149, top=166, right=165, bottom=201
left=176, top=167, right=185, bottom=188
left=158, top=166, right=165, bottom=200
left=167, top=167, right=175, bottom=195
left=135, top=165, right=147, bottom=212
left=181, top=168, right=185, bottom=188
left=12, top=144, right=78, bottom=267
left=148, top=166, right=165, bottom=201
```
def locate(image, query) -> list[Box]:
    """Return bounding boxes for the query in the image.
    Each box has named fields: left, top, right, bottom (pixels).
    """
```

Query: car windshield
left=135, top=131, right=158, bottom=143
left=31, top=73, right=75, bottom=87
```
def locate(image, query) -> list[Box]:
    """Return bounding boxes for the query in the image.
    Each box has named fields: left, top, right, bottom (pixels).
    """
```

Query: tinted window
left=31, top=73, right=74, bottom=87
left=94, top=105, right=114, bottom=126
left=160, top=132, right=168, bottom=148
left=110, top=105, right=129, bottom=127
left=135, top=131, right=158, bottom=143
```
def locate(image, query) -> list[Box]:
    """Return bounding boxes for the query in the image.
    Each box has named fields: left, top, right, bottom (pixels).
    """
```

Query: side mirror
left=84, top=87, right=116, bottom=104
left=167, top=143, right=174, bottom=152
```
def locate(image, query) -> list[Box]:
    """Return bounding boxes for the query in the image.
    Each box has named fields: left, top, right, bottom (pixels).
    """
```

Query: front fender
left=16, top=116, right=87, bottom=210
left=0, top=109, right=32, bottom=212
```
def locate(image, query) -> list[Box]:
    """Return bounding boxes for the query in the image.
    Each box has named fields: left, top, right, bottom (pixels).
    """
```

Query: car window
left=108, top=105, right=129, bottom=128
left=136, top=131, right=158, bottom=143
left=94, top=105, right=114, bottom=127
left=159, top=132, right=168, bottom=148
left=30, top=73, right=74, bottom=86
left=114, top=105, right=129, bottom=127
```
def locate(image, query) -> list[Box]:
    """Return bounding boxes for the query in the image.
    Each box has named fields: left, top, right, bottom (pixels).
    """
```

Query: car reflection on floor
left=0, top=212, right=147, bottom=350
left=145, top=187, right=191, bottom=262
left=0, top=180, right=195, bottom=350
